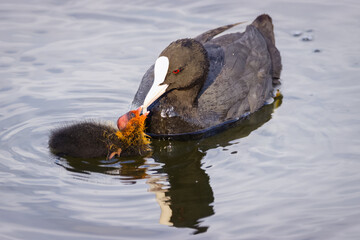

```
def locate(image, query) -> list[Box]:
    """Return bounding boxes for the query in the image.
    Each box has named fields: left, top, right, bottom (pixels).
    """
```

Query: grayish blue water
left=1, top=0, right=360, bottom=239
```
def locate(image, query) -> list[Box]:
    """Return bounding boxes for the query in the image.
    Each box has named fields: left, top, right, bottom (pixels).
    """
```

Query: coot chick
left=49, top=107, right=151, bottom=159
left=120, top=14, right=282, bottom=136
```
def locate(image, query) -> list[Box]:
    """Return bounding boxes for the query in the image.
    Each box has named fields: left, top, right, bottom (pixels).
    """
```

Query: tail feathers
left=252, top=14, right=282, bottom=79
left=251, top=14, right=275, bottom=45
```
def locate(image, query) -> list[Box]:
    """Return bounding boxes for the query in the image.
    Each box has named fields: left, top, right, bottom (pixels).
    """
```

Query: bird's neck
left=168, top=83, right=202, bottom=108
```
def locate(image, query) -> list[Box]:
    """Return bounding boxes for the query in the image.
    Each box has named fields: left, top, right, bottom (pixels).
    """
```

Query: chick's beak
left=117, top=106, right=144, bottom=131
left=134, top=106, right=142, bottom=116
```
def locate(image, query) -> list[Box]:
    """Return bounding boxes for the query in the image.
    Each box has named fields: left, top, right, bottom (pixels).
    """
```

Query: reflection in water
left=55, top=94, right=282, bottom=234
left=150, top=140, right=214, bottom=234
left=56, top=156, right=150, bottom=184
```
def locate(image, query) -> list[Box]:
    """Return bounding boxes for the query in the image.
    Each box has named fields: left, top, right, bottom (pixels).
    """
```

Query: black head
left=160, top=39, right=209, bottom=92
left=141, top=38, right=210, bottom=113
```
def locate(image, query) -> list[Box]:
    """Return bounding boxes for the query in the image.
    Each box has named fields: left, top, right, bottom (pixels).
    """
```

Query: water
left=1, top=0, right=360, bottom=239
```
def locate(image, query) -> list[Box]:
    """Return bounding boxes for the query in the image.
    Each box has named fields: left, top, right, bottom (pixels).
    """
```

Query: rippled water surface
left=1, top=0, right=360, bottom=239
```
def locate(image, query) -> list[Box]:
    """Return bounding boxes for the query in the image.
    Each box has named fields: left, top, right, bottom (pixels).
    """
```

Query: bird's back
left=197, top=23, right=275, bottom=127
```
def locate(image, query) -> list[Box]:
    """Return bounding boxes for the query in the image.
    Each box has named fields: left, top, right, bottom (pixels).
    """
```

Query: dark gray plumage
left=132, top=14, right=282, bottom=135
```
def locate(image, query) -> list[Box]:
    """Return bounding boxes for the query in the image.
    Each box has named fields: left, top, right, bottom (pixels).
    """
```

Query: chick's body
left=49, top=112, right=150, bottom=159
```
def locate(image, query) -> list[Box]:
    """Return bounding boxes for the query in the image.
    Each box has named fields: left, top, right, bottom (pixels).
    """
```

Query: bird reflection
left=148, top=139, right=214, bottom=234
left=54, top=93, right=282, bottom=234
left=55, top=156, right=150, bottom=184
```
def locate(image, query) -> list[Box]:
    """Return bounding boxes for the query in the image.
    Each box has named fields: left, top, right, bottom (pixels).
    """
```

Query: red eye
left=172, top=67, right=183, bottom=74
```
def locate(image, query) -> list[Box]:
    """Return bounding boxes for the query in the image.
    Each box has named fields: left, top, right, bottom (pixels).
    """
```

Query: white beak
left=142, top=56, right=169, bottom=113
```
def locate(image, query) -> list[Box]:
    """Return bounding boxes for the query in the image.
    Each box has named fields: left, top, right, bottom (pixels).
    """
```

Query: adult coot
left=121, top=14, right=282, bottom=137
